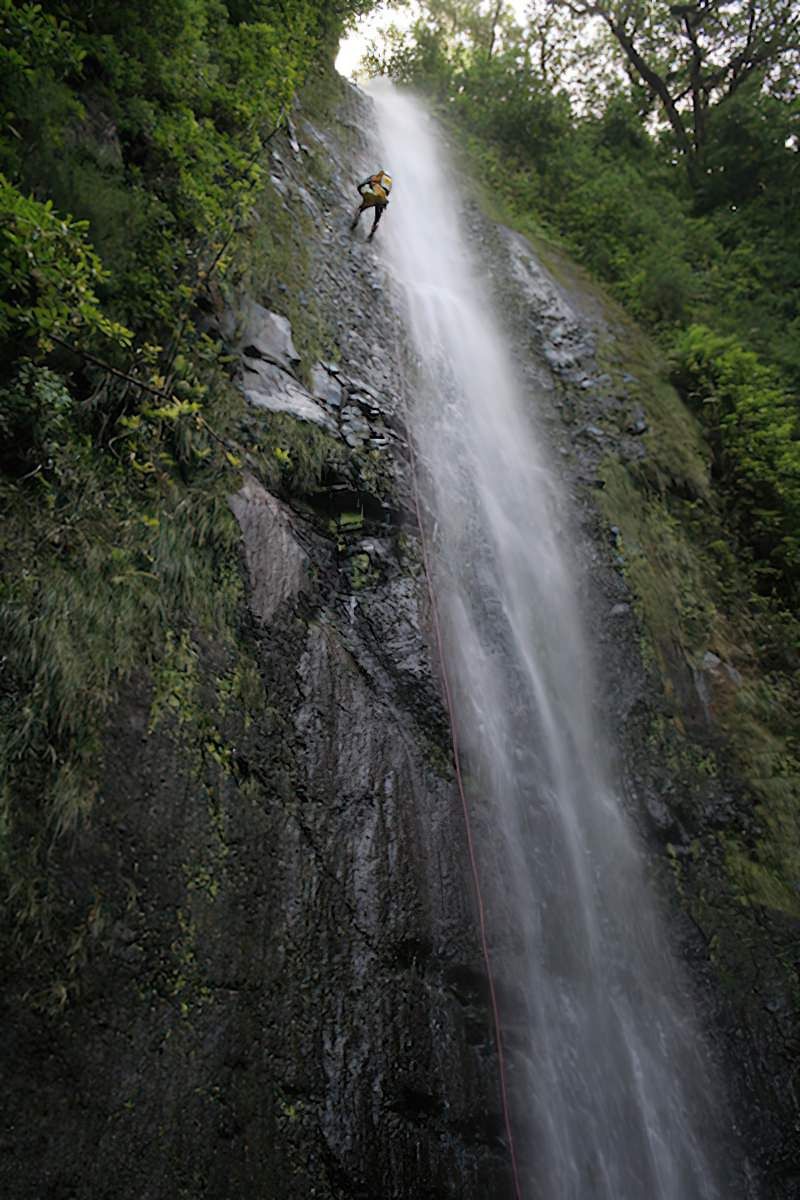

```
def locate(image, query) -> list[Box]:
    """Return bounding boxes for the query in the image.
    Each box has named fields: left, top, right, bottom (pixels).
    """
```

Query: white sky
left=336, top=1, right=531, bottom=79
left=336, top=5, right=411, bottom=79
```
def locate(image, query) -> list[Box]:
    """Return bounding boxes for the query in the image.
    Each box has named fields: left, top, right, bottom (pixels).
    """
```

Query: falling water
left=369, top=82, right=736, bottom=1199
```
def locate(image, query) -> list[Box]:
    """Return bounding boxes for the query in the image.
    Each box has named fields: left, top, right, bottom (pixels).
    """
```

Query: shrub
left=0, top=174, right=131, bottom=355
left=671, top=324, right=800, bottom=595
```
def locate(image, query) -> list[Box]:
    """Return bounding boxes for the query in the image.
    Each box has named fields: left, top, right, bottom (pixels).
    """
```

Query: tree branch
left=606, top=13, right=696, bottom=170
left=681, top=8, right=705, bottom=156
left=487, top=0, right=504, bottom=57
left=51, top=337, right=172, bottom=401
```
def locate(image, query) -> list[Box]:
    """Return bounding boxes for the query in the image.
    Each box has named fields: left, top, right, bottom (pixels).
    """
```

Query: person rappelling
left=350, top=168, right=392, bottom=241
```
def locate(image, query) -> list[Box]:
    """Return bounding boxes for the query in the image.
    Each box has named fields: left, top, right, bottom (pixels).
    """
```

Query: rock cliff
left=2, top=75, right=796, bottom=1200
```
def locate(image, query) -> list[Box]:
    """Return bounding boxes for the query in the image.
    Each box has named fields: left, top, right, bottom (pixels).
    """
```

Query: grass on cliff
left=0, top=346, right=274, bottom=986
left=231, top=175, right=330, bottom=382
left=595, top=334, right=800, bottom=926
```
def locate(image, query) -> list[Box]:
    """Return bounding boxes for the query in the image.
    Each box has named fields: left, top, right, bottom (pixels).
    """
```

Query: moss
left=348, top=552, right=375, bottom=591
left=608, top=391, right=800, bottom=955
left=596, top=325, right=711, bottom=502
left=599, top=459, right=717, bottom=673
left=603, top=413, right=800, bottom=897
left=249, top=411, right=347, bottom=497
left=647, top=714, right=719, bottom=781
left=230, top=175, right=331, bottom=383
left=168, top=907, right=215, bottom=1019
left=599, top=416, right=800, bottom=921
left=300, top=61, right=351, bottom=125
left=720, top=677, right=800, bottom=919
left=0, top=340, right=270, bottom=967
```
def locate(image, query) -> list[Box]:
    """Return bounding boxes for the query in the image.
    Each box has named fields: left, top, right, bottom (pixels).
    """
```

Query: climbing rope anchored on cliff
left=350, top=168, right=392, bottom=241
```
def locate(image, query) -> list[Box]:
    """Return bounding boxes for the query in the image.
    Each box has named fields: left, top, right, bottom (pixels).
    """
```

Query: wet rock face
left=468, top=206, right=788, bottom=1194
left=243, top=356, right=336, bottom=429
left=233, top=300, right=301, bottom=371
left=228, top=476, right=310, bottom=620
left=0, top=84, right=513, bottom=1200
left=3, top=78, right=790, bottom=1200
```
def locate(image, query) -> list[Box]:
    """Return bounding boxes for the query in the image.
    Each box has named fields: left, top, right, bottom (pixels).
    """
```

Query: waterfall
left=369, top=81, right=735, bottom=1199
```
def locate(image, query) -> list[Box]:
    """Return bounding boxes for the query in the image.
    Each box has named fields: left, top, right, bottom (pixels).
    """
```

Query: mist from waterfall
left=369, top=80, right=736, bottom=1199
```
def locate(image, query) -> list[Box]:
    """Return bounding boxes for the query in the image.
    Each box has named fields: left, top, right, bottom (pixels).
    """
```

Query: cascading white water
left=369, top=81, right=735, bottom=1199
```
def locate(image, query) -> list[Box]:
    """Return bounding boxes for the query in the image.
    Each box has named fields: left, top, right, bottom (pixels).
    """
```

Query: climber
left=350, top=169, right=392, bottom=241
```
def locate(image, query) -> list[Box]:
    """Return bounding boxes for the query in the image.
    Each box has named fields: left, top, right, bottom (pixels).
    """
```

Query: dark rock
left=621, top=439, right=647, bottom=463
left=627, top=407, right=648, bottom=435
left=346, top=377, right=379, bottom=400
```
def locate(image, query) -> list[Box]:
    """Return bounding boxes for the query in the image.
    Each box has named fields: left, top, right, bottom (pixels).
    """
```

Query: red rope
left=403, top=419, right=524, bottom=1200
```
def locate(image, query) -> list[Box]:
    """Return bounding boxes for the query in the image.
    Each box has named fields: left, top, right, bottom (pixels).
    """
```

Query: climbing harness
left=400, top=380, right=524, bottom=1200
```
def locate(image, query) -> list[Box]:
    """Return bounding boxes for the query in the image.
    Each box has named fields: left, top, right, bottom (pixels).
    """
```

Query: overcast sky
left=336, top=1, right=531, bottom=78
left=336, top=4, right=417, bottom=78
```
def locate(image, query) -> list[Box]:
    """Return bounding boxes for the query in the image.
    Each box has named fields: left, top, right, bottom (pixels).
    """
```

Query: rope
left=400, top=394, right=525, bottom=1200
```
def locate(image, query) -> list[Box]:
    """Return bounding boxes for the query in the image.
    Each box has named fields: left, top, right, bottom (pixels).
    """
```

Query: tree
left=384, top=0, right=518, bottom=57
left=548, top=1, right=800, bottom=187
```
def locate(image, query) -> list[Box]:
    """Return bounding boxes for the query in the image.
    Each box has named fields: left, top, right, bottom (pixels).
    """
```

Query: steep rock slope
left=1, top=85, right=513, bottom=1200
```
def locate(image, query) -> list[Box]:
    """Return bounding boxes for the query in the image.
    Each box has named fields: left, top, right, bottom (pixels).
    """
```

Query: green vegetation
left=0, top=1, right=375, bottom=961
left=590, top=302, right=800, bottom=981
left=671, top=324, right=800, bottom=589
left=1, top=0, right=373, bottom=347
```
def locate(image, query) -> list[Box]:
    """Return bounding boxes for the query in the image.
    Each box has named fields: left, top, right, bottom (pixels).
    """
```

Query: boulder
left=243, top=360, right=334, bottom=431
left=239, top=302, right=300, bottom=371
